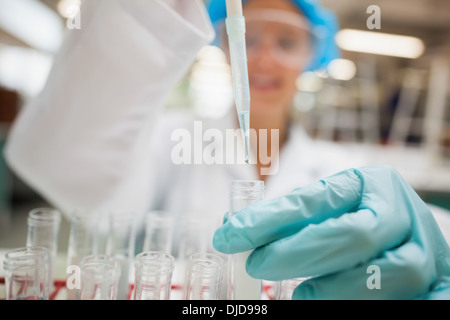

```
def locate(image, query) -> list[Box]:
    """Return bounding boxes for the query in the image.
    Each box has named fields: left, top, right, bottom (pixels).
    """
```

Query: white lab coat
left=5, top=0, right=215, bottom=216
left=5, top=0, right=450, bottom=253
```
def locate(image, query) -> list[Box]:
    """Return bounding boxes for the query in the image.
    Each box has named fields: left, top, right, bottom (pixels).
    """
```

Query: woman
left=2, top=0, right=356, bottom=287
left=146, top=0, right=359, bottom=243
left=5, top=0, right=450, bottom=298
left=144, top=0, right=353, bottom=251
left=208, top=0, right=340, bottom=181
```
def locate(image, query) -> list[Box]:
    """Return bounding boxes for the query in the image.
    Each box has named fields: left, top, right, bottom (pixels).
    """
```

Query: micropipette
left=225, top=0, right=251, bottom=164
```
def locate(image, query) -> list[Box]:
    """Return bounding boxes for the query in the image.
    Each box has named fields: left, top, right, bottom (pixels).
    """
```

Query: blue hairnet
left=206, top=0, right=340, bottom=71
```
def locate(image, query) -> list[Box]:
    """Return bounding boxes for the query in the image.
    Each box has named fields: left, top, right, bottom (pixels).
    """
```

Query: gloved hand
left=213, top=166, right=450, bottom=299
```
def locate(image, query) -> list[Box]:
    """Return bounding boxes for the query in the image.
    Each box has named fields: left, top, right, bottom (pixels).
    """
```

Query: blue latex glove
left=213, top=166, right=450, bottom=299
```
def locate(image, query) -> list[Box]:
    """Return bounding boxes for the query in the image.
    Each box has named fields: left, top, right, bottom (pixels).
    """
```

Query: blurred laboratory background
left=0, top=0, right=450, bottom=252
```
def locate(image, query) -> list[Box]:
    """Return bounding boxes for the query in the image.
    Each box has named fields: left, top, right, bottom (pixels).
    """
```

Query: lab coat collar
left=203, top=110, right=259, bottom=182
left=205, top=110, right=318, bottom=199
left=263, top=121, right=319, bottom=199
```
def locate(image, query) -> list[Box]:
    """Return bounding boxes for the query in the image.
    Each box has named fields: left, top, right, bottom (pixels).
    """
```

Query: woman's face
left=242, top=0, right=311, bottom=116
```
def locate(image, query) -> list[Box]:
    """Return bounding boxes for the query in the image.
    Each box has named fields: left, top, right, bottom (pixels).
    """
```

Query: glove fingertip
left=291, top=282, right=315, bottom=300
left=223, top=212, right=230, bottom=224
left=212, top=228, right=229, bottom=253
left=212, top=226, right=241, bottom=254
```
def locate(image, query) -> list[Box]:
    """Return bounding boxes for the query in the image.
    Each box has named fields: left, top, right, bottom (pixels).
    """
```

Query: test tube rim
left=134, top=251, right=175, bottom=273
left=187, top=253, right=224, bottom=275
left=80, top=254, right=122, bottom=280
left=27, top=207, right=62, bottom=226
left=229, top=180, right=265, bottom=189
left=3, top=246, right=50, bottom=271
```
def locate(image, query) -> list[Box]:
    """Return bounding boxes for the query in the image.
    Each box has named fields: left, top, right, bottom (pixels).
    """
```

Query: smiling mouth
left=250, top=76, right=281, bottom=92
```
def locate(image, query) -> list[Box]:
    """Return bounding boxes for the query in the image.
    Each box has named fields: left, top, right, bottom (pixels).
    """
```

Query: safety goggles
left=221, top=9, right=316, bottom=69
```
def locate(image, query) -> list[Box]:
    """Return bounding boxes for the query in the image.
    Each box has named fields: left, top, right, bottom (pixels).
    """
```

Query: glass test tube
left=3, top=246, right=50, bottom=300
left=228, top=180, right=264, bottom=300
left=143, top=211, right=174, bottom=254
left=67, top=210, right=100, bottom=264
left=174, top=214, right=209, bottom=288
left=184, top=253, right=224, bottom=300
left=26, top=208, right=61, bottom=290
left=66, top=209, right=100, bottom=299
left=106, top=211, right=137, bottom=300
left=78, top=254, right=121, bottom=300
left=133, top=251, right=175, bottom=300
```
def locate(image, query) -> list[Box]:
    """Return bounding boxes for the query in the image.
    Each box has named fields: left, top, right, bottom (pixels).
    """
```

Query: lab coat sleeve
left=4, top=0, right=215, bottom=216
